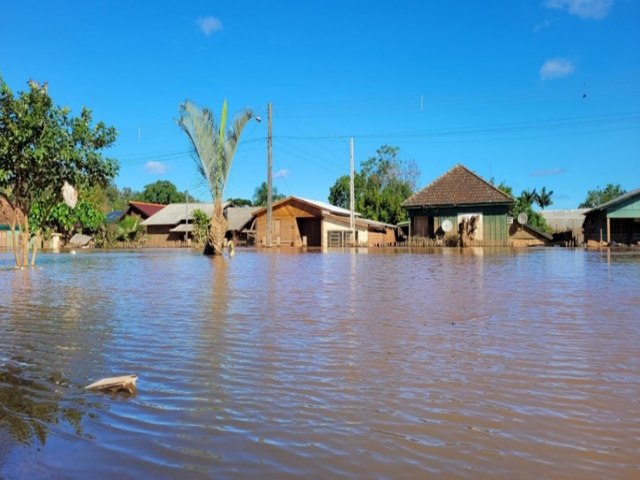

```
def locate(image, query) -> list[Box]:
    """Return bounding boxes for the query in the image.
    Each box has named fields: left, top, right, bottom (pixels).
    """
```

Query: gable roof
left=585, top=188, right=640, bottom=214
left=253, top=196, right=360, bottom=217
left=127, top=201, right=166, bottom=219
left=402, top=164, right=513, bottom=208
left=227, top=206, right=260, bottom=231
left=142, top=203, right=216, bottom=226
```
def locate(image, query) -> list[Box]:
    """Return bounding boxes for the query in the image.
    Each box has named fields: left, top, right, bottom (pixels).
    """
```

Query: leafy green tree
left=0, top=76, right=118, bottom=267
left=30, top=199, right=105, bottom=241
left=226, top=197, right=254, bottom=207
left=328, top=145, right=418, bottom=225
left=137, top=180, right=185, bottom=204
left=252, top=182, right=285, bottom=207
left=178, top=99, right=253, bottom=255
left=579, top=183, right=626, bottom=208
left=535, top=186, right=554, bottom=210
left=192, top=208, right=210, bottom=245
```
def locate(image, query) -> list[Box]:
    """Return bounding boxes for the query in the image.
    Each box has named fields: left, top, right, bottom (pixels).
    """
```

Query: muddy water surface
left=0, top=248, right=639, bottom=479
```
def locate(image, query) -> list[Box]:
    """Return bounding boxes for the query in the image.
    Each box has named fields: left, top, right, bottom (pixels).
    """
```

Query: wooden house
left=401, top=164, right=514, bottom=247
left=253, top=196, right=397, bottom=248
left=583, top=188, right=640, bottom=245
left=142, top=203, right=217, bottom=247
left=140, top=202, right=257, bottom=247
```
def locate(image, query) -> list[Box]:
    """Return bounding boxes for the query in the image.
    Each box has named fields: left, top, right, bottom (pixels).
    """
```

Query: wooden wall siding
left=367, top=228, right=397, bottom=246
left=255, top=214, right=306, bottom=246
left=409, top=205, right=509, bottom=246
left=508, top=224, right=549, bottom=247
left=254, top=199, right=326, bottom=247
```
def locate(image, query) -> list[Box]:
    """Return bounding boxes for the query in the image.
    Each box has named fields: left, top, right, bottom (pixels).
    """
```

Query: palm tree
left=178, top=100, right=253, bottom=255
left=535, top=186, right=554, bottom=210
left=521, top=188, right=537, bottom=206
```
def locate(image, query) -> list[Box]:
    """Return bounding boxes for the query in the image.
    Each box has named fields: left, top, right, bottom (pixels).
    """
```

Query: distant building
left=583, top=189, right=640, bottom=245
left=541, top=209, right=589, bottom=245
left=252, top=196, right=397, bottom=248
left=124, top=201, right=166, bottom=220
left=142, top=203, right=219, bottom=247
left=402, top=164, right=514, bottom=247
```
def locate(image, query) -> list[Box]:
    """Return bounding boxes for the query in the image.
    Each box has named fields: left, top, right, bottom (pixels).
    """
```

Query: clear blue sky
left=2, top=1, right=639, bottom=209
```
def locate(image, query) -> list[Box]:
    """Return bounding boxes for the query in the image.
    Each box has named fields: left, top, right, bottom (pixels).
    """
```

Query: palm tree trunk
left=208, top=199, right=228, bottom=255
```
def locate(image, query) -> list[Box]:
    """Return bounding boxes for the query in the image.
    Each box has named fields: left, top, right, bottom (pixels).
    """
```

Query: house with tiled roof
left=401, top=164, right=514, bottom=246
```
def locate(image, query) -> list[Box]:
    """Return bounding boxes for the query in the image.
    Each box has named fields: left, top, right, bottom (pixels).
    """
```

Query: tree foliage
left=137, top=180, right=185, bottom=204
left=252, top=182, right=285, bottom=207
left=535, top=186, right=554, bottom=210
left=191, top=208, right=210, bottom=245
left=30, top=199, right=105, bottom=240
left=328, top=145, right=418, bottom=225
left=579, top=183, right=626, bottom=208
left=0, top=76, right=118, bottom=266
left=226, top=197, right=253, bottom=207
left=177, top=99, right=253, bottom=255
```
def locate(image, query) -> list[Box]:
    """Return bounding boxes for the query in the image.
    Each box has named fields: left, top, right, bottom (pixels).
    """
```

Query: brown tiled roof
left=402, top=164, right=513, bottom=207
left=127, top=201, right=166, bottom=219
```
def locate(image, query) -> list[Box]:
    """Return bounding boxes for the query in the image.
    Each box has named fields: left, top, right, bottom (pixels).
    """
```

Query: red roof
left=402, top=164, right=513, bottom=208
left=127, top=201, right=166, bottom=219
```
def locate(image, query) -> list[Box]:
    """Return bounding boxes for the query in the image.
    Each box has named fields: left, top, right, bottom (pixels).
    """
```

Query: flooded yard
left=1, top=248, right=639, bottom=479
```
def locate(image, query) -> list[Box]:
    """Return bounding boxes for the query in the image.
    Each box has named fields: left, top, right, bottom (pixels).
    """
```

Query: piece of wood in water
left=85, top=374, right=138, bottom=394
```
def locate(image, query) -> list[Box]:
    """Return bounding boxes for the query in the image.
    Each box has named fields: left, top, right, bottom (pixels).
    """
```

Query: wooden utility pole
left=350, top=137, right=355, bottom=246
left=267, top=102, right=273, bottom=248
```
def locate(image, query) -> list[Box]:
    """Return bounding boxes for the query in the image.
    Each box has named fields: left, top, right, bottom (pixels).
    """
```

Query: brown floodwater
left=0, top=248, right=639, bottom=479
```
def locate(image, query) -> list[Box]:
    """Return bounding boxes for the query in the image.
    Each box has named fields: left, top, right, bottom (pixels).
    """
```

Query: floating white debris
left=85, top=374, right=138, bottom=394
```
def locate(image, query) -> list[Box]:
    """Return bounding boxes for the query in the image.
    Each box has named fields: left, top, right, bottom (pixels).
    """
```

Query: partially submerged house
left=253, top=196, right=397, bottom=248
left=583, top=188, right=640, bottom=245
left=142, top=203, right=217, bottom=247
left=401, top=164, right=514, bottom=246
left=141, top=202, right=257, bottom=247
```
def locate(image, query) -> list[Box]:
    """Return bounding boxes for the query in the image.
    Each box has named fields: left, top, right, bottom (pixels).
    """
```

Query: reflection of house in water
left=402, top=164, right=514, bottom=247
left=583, top=189, right=640, bottom=245
left=253, top=196, right=397, bottom=248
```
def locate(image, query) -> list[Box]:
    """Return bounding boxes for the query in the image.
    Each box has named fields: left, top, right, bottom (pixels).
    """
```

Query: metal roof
left=253, top=196, right=360, bottom=217
left=584, top=188, right=640, bottom=214
left=141, top=203, right=220, bottom=226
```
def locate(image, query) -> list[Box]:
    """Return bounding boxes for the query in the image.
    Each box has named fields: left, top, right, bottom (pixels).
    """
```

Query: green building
left=583, top=188, right=640, bottom=245
left=402, top=164, right=514, bottom=246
